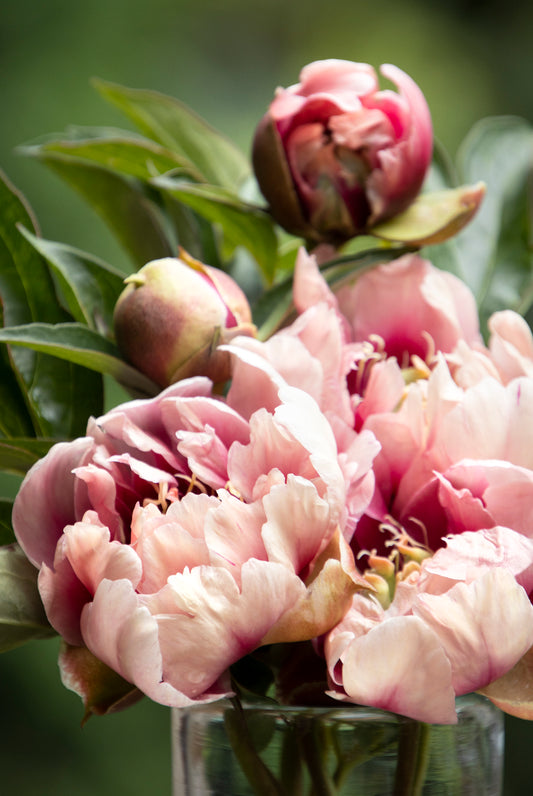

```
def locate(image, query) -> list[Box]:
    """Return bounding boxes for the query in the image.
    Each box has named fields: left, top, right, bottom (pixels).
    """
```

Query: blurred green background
left=1, top=0, right=533, bottom=793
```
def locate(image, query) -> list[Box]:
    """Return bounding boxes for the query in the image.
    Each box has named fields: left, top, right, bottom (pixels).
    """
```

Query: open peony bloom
left=230, top=249, right=483, bottom=435
left=252, top=60, right=432, bottom=243
left=12, top=353, right=378, bottom=712
left=229, top=249, right=533, bottom=723
left=324, top=365, right=533, bottom=723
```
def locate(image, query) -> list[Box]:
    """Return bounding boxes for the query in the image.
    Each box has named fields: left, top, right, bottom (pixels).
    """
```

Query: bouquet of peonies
left=1, top=58, right=533, bottom=784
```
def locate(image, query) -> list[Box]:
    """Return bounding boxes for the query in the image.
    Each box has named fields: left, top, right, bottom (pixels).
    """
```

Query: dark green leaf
left=93, top=78, right=250, bottom=190
left=23, top=153, right=175, bottom=267
left=0, top=315, right=34, bottom=438
left=0, top=170, right=103, bottom=437
left=0, top=438, right=56, bottom=476
left=19, top=226, right=126, bottom=336
left=20, top=129, right=201, bottom=182
left=153, top=176, right=278, bottom=283
left=0, top=544, right=56, bottom=652
left=0, top=500, right=16, bottom=546
left=0, top=322, right=158, bottom=397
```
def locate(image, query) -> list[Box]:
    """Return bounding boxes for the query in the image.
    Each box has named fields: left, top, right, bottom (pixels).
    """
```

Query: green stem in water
left=393, top=720, right=432, bottom=796
left=225, top=697, right=286, bottom=796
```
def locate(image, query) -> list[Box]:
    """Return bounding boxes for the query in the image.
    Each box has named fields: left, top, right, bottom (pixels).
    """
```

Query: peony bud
left=252, top=60, right=433, bottom=244
left=113, top=252, right=256, bottom=387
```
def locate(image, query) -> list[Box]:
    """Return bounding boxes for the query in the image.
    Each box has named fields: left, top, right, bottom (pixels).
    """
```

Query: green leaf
left=23, top=153, right=175, bottom=268
left=370, top=183, right=486, bottom=247
left=0, top=438, right=56, bottom=476
left=20, top=128, right=202, bottom=182
left=19, top=226, right=126, bottom=336
left=153, top=176, right=278, bottom=283
left=93, top=78, right=250, bottom=190
left=0, top=317, right=34, bottom=438
left=0, top=322, right=159, bottom=397
left=453, top=116, right=533, bottom=322
left=0, top=544, right=56, bottom=652
left=0, top=500, right=16, bottom=546
left=0, top=170, right=104, bottom=437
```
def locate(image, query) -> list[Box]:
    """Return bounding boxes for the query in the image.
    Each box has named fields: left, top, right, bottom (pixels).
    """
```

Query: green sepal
left=58, top=642, right=143, bottom=724
left=370, top=183, right=485, bottom=247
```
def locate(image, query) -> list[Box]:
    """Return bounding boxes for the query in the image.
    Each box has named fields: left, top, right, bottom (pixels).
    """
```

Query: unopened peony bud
left=253, top=60, right=433, bottom=244
left=113, top=253, right=256, bottom=387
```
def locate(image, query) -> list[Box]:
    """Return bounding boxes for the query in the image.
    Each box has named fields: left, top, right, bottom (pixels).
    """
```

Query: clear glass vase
left=171, top=694, right=503, bottom=795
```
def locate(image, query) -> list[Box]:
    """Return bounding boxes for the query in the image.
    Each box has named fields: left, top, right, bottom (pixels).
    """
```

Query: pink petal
left=13, top=437, right=92, bottom=567
left=331, top=615, right=457, bottom=724
left=419, top=526, right=533, bottom=596
left=82, top=578, right=230, bottom=707
left=143, top=560, right=305, bottom=697
left=38, top=550, right=89, bottom=646
left=64, top=512, right=142, bottom=594
left=262, top=476, right=331, bottom=571
left=414, top=569, right=533, bottom=694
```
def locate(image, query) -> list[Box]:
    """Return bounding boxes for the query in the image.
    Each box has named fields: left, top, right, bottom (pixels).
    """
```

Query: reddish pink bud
left=253, top=60, right=433, bottom=244
left=113, top=253, right=256, bottom=387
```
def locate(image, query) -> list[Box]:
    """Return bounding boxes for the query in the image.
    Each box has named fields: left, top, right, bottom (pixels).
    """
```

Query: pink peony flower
left=325, top=366, right=533, bottom=722
left=230, top=250, right=533, bottom=722
left=231, top=249, right=483, bottom=434
left=252, top=60, right=432, bottom=243
left=12, top=355, right=377, bottom=710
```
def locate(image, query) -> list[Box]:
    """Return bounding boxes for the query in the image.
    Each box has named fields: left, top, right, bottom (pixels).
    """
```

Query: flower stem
left=393, top=720, right=431, bottom=796
left=225, top=697, right=286, bottom=796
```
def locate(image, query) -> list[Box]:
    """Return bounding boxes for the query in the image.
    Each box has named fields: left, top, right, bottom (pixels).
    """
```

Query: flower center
left=142, top=472, right=214, bottom=513
left=358, top=515, right=431, bottom=608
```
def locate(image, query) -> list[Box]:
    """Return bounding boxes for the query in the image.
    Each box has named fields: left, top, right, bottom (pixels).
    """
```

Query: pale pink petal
left=228, top=408, right=317, bottom=503
left=331, top=615, right=457, bottom=724
left=419, top=526, right=533, bottom=596
left=82, top=578, right=230, bottom=707
left=205, top=492, right=267, bottom=567
left=414, top=569, right=533, bottom=694
left=262, top=476, right=331, bottom=571
left=292, top=248, right=339, bottom=315
left=489, top=310, right=533, bottom=383
left=223, top=343, right=287, bottom=420
left=143, top=561, right=305, bottom=697
left=177, top=425, right=230, bottom=489
left=72, top=463, right=124, bottom=542
left=64, top=512, right=142, bottom=594
left=130, top=502, right=212, bottom=593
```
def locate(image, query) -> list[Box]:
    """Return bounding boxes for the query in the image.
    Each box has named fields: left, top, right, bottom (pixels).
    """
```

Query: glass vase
left=171, top=694, right=503, bottom=795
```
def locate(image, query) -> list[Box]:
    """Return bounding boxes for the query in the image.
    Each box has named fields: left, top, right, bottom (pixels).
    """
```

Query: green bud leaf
left=369, top=183, right=486, bottom=247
